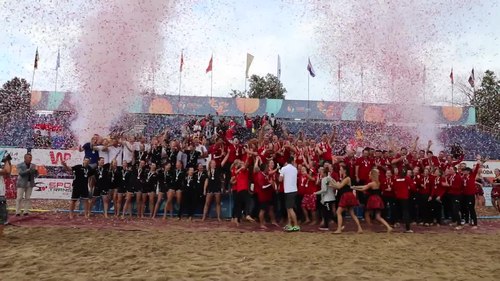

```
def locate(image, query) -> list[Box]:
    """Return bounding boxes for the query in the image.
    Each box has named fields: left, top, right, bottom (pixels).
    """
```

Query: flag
left=338, top=62, right=341, bottom=80
left=449, top=68, right=454, bottom=84
left=468, top=68, right=475, bottom=87
left=56, top=49, right=60, bottom=70
left=206, top=55, right=213, bottom=73
left=307, top=58, right=315, bottom=77
left=277, top=55, right=281, bottom=80
left=34, top=47, right=39, bottom=69
left=246, top=53, right=254, bottom=78
left=180, top=51, right=184, bottom=72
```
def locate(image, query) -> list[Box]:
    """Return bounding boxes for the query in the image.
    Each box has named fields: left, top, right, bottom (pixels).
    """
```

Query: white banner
left=462, top=161, right=500, bottom=183
left=31, top=178, right=73, bottom=199
left=0, top=147, right=28, bottom=165
left=31, top=149, right=83, bottom=167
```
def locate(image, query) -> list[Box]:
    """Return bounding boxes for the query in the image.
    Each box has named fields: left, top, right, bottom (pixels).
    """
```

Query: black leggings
left=320, top=201, right=335, bottom=228
left=450, top=195, right=462, bottom=226
left=233, top=190, right=249, bottom=222
left=383, top=197, right=397, bottom=225
left=431, top=199, right=443, bottom=224
left=397, top=199, right=411, bottom=231
left=463, top=195, right=478, bottom=226
left=181, top=189, right=197, bottom=218
left=417, top=194, right=432, bottom=224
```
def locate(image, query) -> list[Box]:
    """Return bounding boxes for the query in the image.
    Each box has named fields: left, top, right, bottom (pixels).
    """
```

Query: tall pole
left=210, top=60, right=213, bottom=98
left=361, top=66, right=364, bottom=102
left=451, top=81, right=454, bottom=107
left=54, top=68, right=58, bottom=93
left=307, top=74, right=310, bottom=120
left=338, top=62, right=341, bottom=102
left=31, top=69, right=36, bottom=93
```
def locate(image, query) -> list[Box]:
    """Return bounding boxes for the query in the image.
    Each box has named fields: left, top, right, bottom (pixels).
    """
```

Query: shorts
left=71, top=185, right=90, bottom=200
left=117, top=185, right=127, bottom=194
left=168, top=187, right=181, bottom=192
left=259, top=201, right=271, bottom=210
left=0, top=196, right=7, bottom=225
left=301, top=194, right=317, bottom=211
left=285, top=192, right=297, bottom=210
left=142, top=185, right=154, bottom=194
left=207, top=183, right=222, bottom=194
left=94, top=186, right=109, bottom=197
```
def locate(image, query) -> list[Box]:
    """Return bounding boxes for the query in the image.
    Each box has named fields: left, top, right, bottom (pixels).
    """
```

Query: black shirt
left=185, top=150, right=201, bottom=168
left=72, top=165, right=95, bottom=188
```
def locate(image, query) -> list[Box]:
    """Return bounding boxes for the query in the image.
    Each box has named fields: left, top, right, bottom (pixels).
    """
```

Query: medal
left=187, top=176, right=192, bottom=187
left=176, top=170, right=181, bottom=181
left=83, top=168, right=88, bottom=178
left=197, top=172, right=202, bottom=184
left=138, top=169, right=142, bottom=180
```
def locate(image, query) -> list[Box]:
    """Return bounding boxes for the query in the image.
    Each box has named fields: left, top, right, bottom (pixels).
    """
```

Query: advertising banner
left=31, top=178, right=73, bottom=200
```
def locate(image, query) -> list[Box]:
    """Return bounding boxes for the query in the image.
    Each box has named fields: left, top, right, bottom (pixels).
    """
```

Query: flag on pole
left=468, top=68, right=475, bottom=87
left=180, top=51, right=184, bottom=72
left=56, top=49, right=60, bottom=70
left=206, top=55, right=213, bottom=73
left=307, top=58, right=315, bottom=77
left=449, top=68, right=454, bottom=84
left=246, top=53, right=254, bottom=78
left=34, top=47, right=39, bottom=69
left=277, top=55, right=281, bottom=80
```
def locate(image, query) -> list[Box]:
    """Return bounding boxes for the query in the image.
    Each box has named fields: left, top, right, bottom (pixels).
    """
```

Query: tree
left=0, top=77, right=31, bottom=115
left=229, top=74, right=287, bottom=99
left=471, top=70, right=500, bottom=129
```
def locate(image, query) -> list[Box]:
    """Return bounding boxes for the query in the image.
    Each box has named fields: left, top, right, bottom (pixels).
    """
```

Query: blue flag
left=307, top=58, right=315, bottom=77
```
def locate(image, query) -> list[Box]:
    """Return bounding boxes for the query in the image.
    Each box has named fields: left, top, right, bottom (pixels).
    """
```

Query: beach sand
left=1, top=214, right=500, bottom=281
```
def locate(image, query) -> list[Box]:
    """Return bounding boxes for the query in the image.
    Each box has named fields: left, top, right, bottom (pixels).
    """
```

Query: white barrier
left=31, top=178, right=73, bottom=199
left=31, top=148, right=83, bottom=167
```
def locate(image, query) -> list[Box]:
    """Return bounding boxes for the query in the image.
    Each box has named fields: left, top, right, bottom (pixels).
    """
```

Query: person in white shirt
left=279, top=156, right=299, bottom=232
left=0, top=153, right=12, bottom=236
left=315, top=167, right=336, bottom=231
left=122, top=136, right=135, bottom=165
left=194, top=137, right=208, bottom=166
left=107, top=138, right=123, bottom=167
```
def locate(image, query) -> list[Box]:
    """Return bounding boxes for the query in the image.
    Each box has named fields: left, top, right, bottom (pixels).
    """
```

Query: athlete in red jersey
left=393, top=169, right=415, bottom=232
left=253, top=157, right=279, bottom=229
left=462, top=159, right=481, bottom=228
left=429, top=169, right=449, bottom=226
left=446, top=166, right=464, bottom=229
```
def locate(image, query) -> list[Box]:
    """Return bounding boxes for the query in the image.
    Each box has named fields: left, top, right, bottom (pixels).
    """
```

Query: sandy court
left=1, top=214, right=500, bottom=281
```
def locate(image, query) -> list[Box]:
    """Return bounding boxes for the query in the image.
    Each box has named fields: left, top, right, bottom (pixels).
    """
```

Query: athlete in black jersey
left=121, top=161, right=136, bottom=218
left=153, top=163, right=173, bottom=218
left=91, top=157, right=112, bottom=217
left=62, top=157, right=95, bottom=219
left=166, top=160, right=185, bottom=218
left=144, top=163, right=160, bottom=218
left=109, top=160, right=124, bottom=217
left=135, top=160, right=148, bottom=218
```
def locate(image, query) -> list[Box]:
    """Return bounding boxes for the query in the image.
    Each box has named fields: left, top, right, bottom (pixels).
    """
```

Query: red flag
left=206, top=55, right=213, bottom=73
left=179, top=51, right=184, bottom=72
left=468, top=68, right=475, bottom=87
left=449, top=68, right=454, bottom=84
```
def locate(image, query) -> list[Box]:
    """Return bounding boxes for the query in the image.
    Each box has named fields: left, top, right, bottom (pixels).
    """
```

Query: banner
left=462, top=161, right=500, bottom=184
left=31, top=178, right=73, bottom=199
left=31, top=91, right=476, bottom=125
left=0, top=147, right=28, bottom=176
left=31, top=148, right=83, bottom=167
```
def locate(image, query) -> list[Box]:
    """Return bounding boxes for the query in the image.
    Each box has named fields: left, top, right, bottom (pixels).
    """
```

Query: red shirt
left=463, top=164, right=480, bottom=196
left=225, top=128, right=235, bottom=140
left=381, top=176, right=395, bottom=198
left=297, top=173, right=309, bottom=196
left=227, top=144, right=242, bottom=163
left=393, top=176, right=413, bottom=200
left=410, top=175, right=420, bottom=193
left=356, top=157, right=373, bottom=183
left=447, top=173, right=463, bottom=196
left=245, top=119, right=253, bottom=129
left=431, top=176, right=447, bottom=198
left=235, top=168, right=249, bottom=192
left=419, top=175, right=433, bottom=195
left=253, top=171, right=273, bottom=203
left=210, top=144, right=225, bottom=167
left=318, top=142, right=333, bottom=162
left=295, top=146, right=305, bottom=165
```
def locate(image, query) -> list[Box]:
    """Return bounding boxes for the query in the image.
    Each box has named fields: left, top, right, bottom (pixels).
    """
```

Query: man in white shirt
left=193, top=137, right=208, bottom=166
left=122, top=136, right=135, bottom=165
left=279, top=156, right=299, bottom=232
left=107, top=138, right=123, bottom=166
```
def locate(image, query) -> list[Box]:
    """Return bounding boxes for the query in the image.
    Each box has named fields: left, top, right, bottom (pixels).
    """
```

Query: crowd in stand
left=51, top=112, right=500, bottom=233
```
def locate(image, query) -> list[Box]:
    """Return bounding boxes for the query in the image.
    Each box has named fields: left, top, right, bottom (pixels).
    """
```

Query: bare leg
left=375, top=211, right=393, bottom=232
left=269, top=206, right=279, bottom=226
left=102, top=195, right=109, bottom=218
left=135, top=192, right=143, bottom=218
left=153, top=193, right=164, bottom=218
left=288, top=208, right=298, bottom=227
left=259, top=209, right=267, bottom=229
left=311, top=211, right=318, bottom=225
left=165, top=191, right=174, bottom=218
left=85, top=199, right=91, bottom=218
left=116, top=194, right=123, bottom=217
left=302, top=207, right=310, bottom=224
left=140, top=193, right=148, bottom=218
left=364, top=210, right=372, bottom=225
left=149, top=192, right=155, bottom=218
left=202, top=193, right=213, bottom=221
left=334, top=207, right=344, bottom=233
left=215, top=193, right=222, bottom=221
left=350, top=208, right=363, bottom=233
left=176, top=191, right=183, bottom=220
left=69, top=200, right=77, bottom=219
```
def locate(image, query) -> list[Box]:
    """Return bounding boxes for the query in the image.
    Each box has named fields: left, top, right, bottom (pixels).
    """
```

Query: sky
left=0, top=0, right=499, bottom=106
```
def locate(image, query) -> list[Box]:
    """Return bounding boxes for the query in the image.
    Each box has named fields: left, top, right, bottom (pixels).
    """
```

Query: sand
left=1, top=214, right=500, bottom=281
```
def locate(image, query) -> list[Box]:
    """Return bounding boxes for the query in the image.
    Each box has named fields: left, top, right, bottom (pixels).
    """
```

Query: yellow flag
left=246, top=53, right=254, bottom=78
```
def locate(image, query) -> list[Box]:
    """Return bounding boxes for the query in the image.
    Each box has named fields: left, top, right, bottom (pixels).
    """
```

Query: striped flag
left=34, top=48, right=39, bottom=69
left=307, top=58, right=315, bottom=77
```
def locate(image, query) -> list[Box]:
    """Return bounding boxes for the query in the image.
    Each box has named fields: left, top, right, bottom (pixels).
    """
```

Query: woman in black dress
left=202, top=154, right=229, bottom=221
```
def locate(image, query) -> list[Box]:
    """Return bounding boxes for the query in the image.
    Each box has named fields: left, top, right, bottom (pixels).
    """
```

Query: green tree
left=0, top=77, right=31, bottom=115
left=471, top=70, right=500, bottom=129
left=229, top=74, right=286, bottom=99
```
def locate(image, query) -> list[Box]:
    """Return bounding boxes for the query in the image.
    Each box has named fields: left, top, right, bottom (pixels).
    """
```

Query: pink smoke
left=71, top=1, right=176, bottom=143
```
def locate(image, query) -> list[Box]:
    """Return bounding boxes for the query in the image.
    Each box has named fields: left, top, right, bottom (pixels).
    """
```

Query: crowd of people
left=40, top=112, right=500, bottom=233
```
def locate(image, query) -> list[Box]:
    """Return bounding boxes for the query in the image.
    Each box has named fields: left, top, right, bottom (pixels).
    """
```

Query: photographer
left=16, top=153, right=38, bottom=216
left=0, top=152, right=12, bottom=236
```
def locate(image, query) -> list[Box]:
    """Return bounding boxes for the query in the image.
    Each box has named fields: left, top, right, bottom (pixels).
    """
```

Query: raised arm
left=0, top=161, right=11, bottom=175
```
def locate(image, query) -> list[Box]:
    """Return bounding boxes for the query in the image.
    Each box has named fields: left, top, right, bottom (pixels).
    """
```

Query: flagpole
left=361, top=66, right=364, bottom=102
left=31, top=69, right=36, bottom=93
left=451, top=81, right=454, bottom=107
left=210, top=54, right=213, bottom=98
left=307, top=73, right=310, bottom=121
left=338, top=62, right=341, bottom=102
left=54, top=68, right=58, bottom=93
